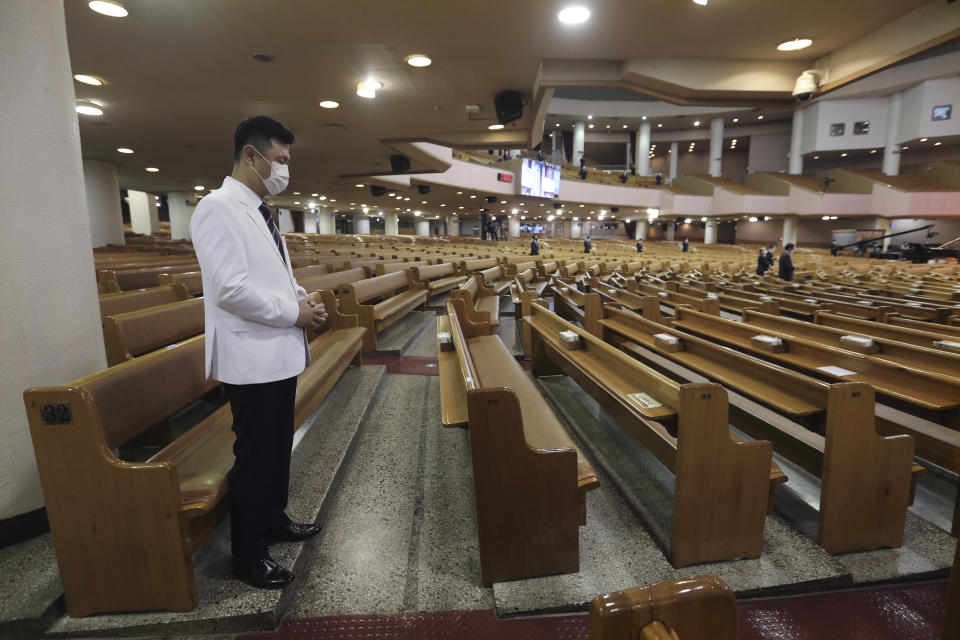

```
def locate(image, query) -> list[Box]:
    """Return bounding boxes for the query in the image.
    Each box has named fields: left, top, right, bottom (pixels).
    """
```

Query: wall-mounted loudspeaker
left=553, top=203, right=563, bottom=209
left=486, top=196, right=497, bottom=203
left=494, top=90, right=523, bottom=125
left=371, top=185, right=387, bottom=197
left=390, top=154, right=411, bottom=173
left=611, top=207, right=619, bottom=213
left=417, top=185, right=430, bottom=194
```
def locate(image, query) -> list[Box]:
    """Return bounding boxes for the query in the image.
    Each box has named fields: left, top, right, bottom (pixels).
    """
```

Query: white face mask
left=250, top=147, right=290, bottom=195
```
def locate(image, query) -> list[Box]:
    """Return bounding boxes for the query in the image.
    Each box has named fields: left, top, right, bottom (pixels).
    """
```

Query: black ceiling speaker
left=370, top=185, right=387, bottom=197
left=486, top=195, right=497, bottom=203
left=390, top=154, right=411, bottom=173
left=553, top=203, right=563, bottom=209
left=494, top=90, right=523, bottom=125
left=611, top=207, right=619, bottom=213
left=417, top=185, right=430, bottom=194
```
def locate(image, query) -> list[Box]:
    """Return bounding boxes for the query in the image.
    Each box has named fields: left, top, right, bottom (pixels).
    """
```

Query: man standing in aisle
left=191, top=116, right=326, bottom=590
left=530, top=234, right=540, bottom=256
left=779, top=242, right=796, bottom=281
left=584, top=235, right=592, bottom=253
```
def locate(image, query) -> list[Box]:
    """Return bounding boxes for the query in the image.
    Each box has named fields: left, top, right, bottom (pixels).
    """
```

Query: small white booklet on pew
left=817, top=365, right=857, bottom=377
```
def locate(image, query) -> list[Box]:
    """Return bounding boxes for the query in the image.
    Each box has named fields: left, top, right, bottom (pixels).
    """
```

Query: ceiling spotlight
left=558, top=6, right=591, bottom=24
left=116, top=147, right=133, bottom=154
left=355, top=184, right=365, bottom=188
left=75, top=101, right=103, bottom=116
left=732, top=117, right=740, bottom=123
left=622, top=124, right=628, bottom=129
left=488, top=123, right=504, bottom=130
left=920, top=138, right=928, bottom=142
left=587, top=115, right=593, bottom=120
left=319, top=100, right=340, bottom=109
left=840, top=153, right=848, bottom=157
left=74, top=74, right=104, bottom=86
left=88, top=1, right=128, bottom=17
left=145, top=167, right=159, bottom=173
left=356, top=80, right=382, bottom=98
left=777, top=38, right=813, bottom=52
left=194, top=185, right=204, bottom=191
left=692, top=0, right=708, bottom=5
left=405, top=54, right=432, bottom=67
left=934, top=141, right=942, bottom=146
left=588, top=124, right=594, bottom=129
left=757, top=115, right=765, bottom=120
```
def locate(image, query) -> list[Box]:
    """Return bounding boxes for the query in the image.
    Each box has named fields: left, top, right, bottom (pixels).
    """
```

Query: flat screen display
left=520, top=159, right=561, bottom=198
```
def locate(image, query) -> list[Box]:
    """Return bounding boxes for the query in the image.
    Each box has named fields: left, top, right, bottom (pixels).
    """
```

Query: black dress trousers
left=223, top=376, right=298, bottom=563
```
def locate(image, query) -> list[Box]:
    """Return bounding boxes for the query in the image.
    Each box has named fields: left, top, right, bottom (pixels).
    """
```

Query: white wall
left=801, top=96, right=891, bottom=155
left=1, top=1, right=107, bottom=521
left=167, top=192, right=196, bottom=240
left=128, top=189, right=158, bottom=234
left=899, top=77, right=960, bottom=142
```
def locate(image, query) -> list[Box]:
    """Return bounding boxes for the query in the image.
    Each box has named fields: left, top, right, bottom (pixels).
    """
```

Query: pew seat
left=340, top=270, right=428, bottom=349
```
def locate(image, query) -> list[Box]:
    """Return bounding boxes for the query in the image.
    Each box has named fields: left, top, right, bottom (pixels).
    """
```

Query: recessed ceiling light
left=319, top=100, right=339, bottom=109
left=145, top=167, right=159, bottom=172
left=692, top=0, right=708, bottom=5
left=74, top=74, right=104, bottom=86
left=587, top=115, right=593, bottom=120
left=405, top=54, right=432, bottom=68
left=657, top=123, right=663, bottom=128
left=813, top=155, right=819, bottom=159
left=116, top=147, right=133, bottom=154
left=294, top=201, right=300, bottom=205
left=355, top=184, right=365, bottom=188
left=88, top=1, right=127, bottom=17
left=870, top=149, right=878, bottom=154
left=605, top=124, right=611, bottom=128
left=934, top=141, right=942, bottom=146
left=693, top=120, right=701, bottom=126
left=777, top=38, right=813, bottom=52
left=357, top=80, right=382, bottom=98
left=757, top=115, right=765, bottom=120
left=588, top=124, right=594, bottom=129
left=920, top=138, right=928, bottom=142
left=75, top=102, right=103, bottom=116
left=469, top=194, right=477, bottom=198
left=840, top=152, right=848, bottom=157
left=622, top=124, right=628, bottom=129
left=555, top=123, right=560, bottom=127
left=488, top=124, right=504, bottom=130
left=558, top=6, right=591, bottom=24
left=732, top=117, right=740, bottom=123
left=901, top=146, right=909, bottom=150
left=194, top=185, right=204, bottom=191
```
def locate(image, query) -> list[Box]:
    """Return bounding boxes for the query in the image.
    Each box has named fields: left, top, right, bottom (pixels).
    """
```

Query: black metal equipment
left=837, top=224, right=959, bottom=263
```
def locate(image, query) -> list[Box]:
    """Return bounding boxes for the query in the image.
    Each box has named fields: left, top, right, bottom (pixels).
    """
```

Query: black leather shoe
left=232, top=557, right=294, bottom=589
left=266, top=522, right=323, bottom=544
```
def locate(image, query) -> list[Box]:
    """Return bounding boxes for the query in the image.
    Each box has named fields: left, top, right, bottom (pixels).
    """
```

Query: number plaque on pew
left=40, top=402, right=73, bottom=425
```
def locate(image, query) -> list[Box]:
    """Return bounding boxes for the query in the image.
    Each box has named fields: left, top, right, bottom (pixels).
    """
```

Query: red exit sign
left=497, top=173, right=514, bottom=183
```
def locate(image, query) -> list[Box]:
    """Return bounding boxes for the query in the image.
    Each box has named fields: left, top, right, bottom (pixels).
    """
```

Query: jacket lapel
left=241, top=201, right=286, bottom=266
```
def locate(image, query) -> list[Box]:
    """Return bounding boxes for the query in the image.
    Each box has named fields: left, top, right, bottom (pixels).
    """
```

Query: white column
left=0, top=0, right=107, bottom=521
left=882, top=92, right=902, bottom=176
left=789, top=108, right=804, bottom=175
left=415, top=219, right=429, bottom=236
left=277, top=208, right=294, bottom=233
left=637, top=121, right=652, bottom=176
left=507, top=217, right=520, bottom=238
left=636, top=220, right=648, bottom=241
left=166, top=192, right=195, bottom=240
left=551, top=130, right=560, bottom=163
left=353, top=215, right=370, bottom=235
left=666, top=223, right=676, bottom=241
left=782, top=215, right=798, bottom=247
left=573, top=121, right=586, bottom=166
left=82, top=159, right=124, bottom=248
left=128, top=190, right=158, bottom=234
left=875, top=217, right=892, bottom=251
left=316, top=211, right=335, bottom=234
left=704, top=219, right=718, bottom=244
left=384, top=212, right=399, bottom=235
left=442, top=216, right=456, bottom=236
left=709, top=117, right=724, bottom=177
left=669, top=142, right=679, bottom=180
left=570, top=220, right=582, bottom=238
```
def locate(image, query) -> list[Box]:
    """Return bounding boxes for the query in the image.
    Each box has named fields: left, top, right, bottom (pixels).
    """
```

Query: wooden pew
left=475, top=265, right=513, bottom=296
left=292, top=263, right=332, bottom=280
left=445, top=297, right=599, bottom=584
left=741, top=309, right=960, bottom=379
left=671, top=307, right=960, bottom=428
left=339, top=270, right=428, bottom=349
left=536, top=260, right=560, bottom=279
left=450, top=274, right=500, bottom=334
left=22, top=289, right=365, bottom=616
left=814, top=310, right=960, bottom=351
left=587, top=278, right=722, bottom=318
left=551, top=278, right=602, bottom=330
left=102, top=297, right=205, bottom=366
left=158, top=271, right=202, bottom=296
left=297, top=267, right=367, bottom=297
left=99, top=284, right=190, bottom=317
left=510, top=268, right=550, bottom=304
left=97, top=263, right=200, bottom=293
left=411, top=262, right=467, bottom=296
left=523, top=301, right=781, bottom=567
left=588, top=575, right=736, bottom=640
left=886, top=314, right=960, bottom=338
left=460, top=257, right=499, bottom=274
left=593, top=302, right=920, bottom=554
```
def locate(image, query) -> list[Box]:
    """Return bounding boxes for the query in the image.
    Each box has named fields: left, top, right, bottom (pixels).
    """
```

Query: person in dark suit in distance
left=190, top=116, right=326, bottom=590
left=636, top=238, right=644, bottom=252
left=530, top=235, right=539, bottom=256
left=584, top=235, right=592, bottom=253
left=757, top=247, right=769, bottom=275
left=778, top=243, right=796, bottom=281
left=681, top=238, right=689, bottom=252
left=766, top=247, right=774, bottom=266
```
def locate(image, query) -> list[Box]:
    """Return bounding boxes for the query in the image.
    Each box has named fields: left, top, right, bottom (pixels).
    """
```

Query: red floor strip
left=240, top=580, right=950, bottom=640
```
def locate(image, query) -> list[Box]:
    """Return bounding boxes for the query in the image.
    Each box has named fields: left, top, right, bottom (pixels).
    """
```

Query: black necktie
left=258, top=203, right=286, bottom=263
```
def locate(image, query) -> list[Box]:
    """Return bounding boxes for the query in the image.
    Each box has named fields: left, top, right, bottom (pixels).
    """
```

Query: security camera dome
left=793, top=70, right=821, bottom=102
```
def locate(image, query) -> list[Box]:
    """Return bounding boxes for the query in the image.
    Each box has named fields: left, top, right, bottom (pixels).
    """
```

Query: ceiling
left=65, top=0, right=941, bottom=218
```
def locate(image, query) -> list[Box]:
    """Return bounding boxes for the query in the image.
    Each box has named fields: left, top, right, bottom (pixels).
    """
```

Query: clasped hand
left=296, top=297, right=328, bottom=329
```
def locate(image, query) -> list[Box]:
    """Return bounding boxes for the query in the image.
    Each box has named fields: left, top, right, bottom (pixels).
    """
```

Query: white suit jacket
left=190, top=176, right=309, bottom=384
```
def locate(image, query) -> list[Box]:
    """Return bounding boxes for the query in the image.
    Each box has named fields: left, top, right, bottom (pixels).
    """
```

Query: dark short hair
left=234, top=116, right=295, bottom=161
left=785, top=243, right=795, bottom=250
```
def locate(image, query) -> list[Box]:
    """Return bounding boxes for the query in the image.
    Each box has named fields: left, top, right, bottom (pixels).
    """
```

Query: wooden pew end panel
left=467, top=387, right=581, bottom=586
